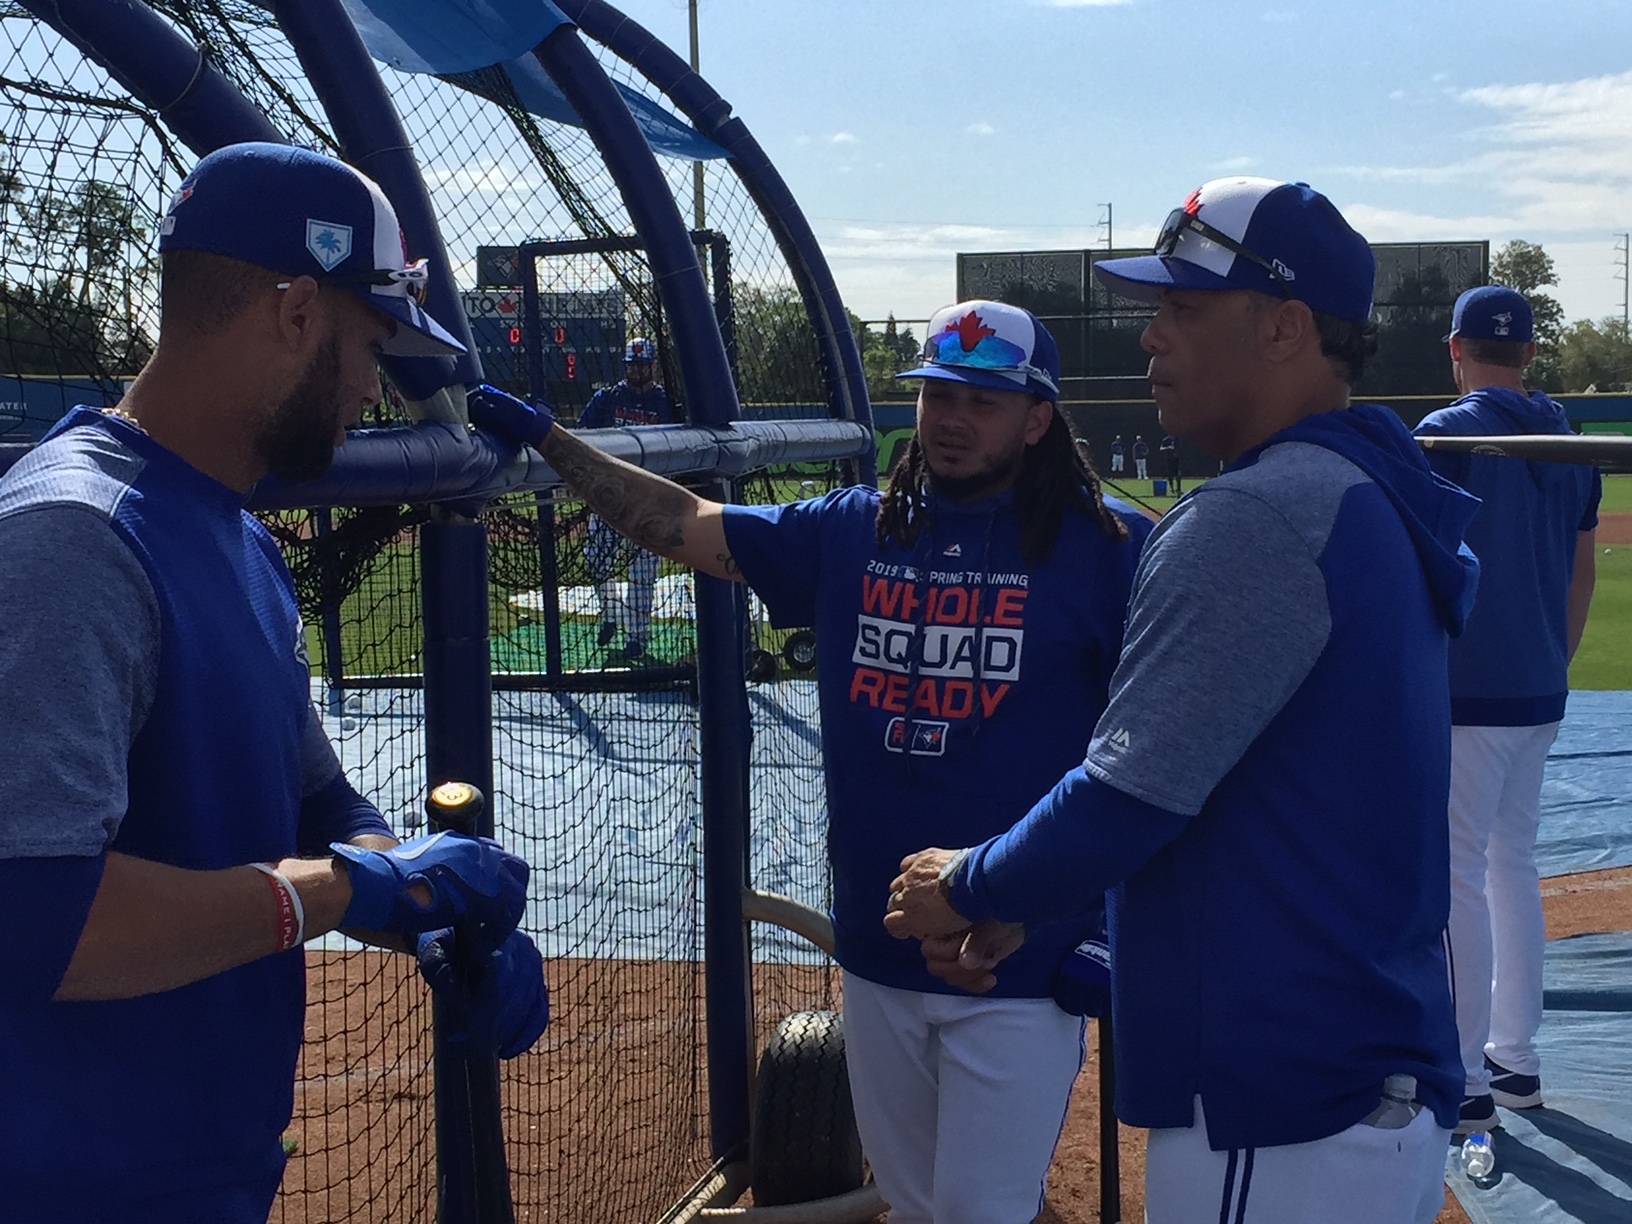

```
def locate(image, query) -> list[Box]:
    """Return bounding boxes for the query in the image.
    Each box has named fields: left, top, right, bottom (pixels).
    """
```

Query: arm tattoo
left=543, top=428, right=706, bottom=558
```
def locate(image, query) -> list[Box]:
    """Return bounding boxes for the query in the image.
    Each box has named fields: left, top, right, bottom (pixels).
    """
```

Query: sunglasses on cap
left=277, top=257, right=432, bottom=305
left=918, top=332, right=1059, bottom=396
left=1155, top=209, right=1293, bottom=298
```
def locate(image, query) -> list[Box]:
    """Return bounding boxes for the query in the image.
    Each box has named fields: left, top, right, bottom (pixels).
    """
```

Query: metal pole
left=1098, top=203, right=1113, bottom=251
left=689, top=0, right=705, bottom=230
left=1098, top=1015, right=1120, bottom=1224
left=1617, top=233, right=1629, bottom=329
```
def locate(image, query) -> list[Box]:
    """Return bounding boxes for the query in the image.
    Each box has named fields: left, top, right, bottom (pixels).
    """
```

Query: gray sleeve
left=0, top=505, right=160, bottom=857
left=1084, top=489, right=1332, bottom=815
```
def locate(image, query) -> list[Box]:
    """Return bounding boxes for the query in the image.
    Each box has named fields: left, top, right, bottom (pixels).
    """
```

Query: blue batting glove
left=417, top=926, right=550, bottom=1058
left=465, top=383, right=554, bottom=448
left=332, top=832, right=528, bottom=952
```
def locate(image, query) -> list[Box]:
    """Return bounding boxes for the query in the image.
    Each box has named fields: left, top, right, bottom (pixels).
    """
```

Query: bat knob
left=427, top=780, right=486, bottom=834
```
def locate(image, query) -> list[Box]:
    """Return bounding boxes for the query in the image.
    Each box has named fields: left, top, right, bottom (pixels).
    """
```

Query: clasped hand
left=332, top=831, right=529, bottom=953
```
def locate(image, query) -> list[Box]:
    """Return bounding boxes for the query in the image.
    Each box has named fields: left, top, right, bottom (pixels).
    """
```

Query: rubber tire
left=750, top=1010, right=864, bottom=1206
left=782, top=630, right=818, bottom=673
left=746, top=648, right=779, bottom=683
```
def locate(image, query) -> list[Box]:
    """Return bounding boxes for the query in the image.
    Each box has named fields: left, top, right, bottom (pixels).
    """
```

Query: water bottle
left=1462, top=1131, right=1495, bottom=1180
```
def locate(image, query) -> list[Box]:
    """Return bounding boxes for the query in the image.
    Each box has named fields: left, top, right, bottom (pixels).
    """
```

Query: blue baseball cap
left=625, top=337, right=657, bottom=362
left=895, top=300, right=1060, bottom=399
left=1445, top=285, right=1533, bottom=344
left=158, top=142, right=465, bottom=357
left=1094, top=178, right=1376, bottom=324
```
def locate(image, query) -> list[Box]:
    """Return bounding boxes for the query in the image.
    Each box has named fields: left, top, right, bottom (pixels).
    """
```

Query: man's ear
left=1024, top=397, right=1054, bottom=446
left=271, top=275, right=325, bottom=355
left=1260, top=297, right=1317, bottom=367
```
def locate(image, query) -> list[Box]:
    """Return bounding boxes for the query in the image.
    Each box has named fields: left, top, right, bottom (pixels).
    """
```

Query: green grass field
left=303, top=472, right=1631, bottom=689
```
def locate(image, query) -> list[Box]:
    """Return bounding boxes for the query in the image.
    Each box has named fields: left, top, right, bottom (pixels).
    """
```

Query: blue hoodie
left=956, top=403, right=1479, bottom=1150
left=721, top=483, right=1150, bottom=997
left=1416, top=387, right=1600, bottom=725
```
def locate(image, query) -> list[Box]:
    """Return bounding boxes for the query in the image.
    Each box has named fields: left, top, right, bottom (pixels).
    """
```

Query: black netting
left=2, top=5, right=845, bottom=1219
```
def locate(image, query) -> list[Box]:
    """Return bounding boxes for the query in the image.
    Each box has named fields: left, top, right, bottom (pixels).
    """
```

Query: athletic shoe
left=1485, top=1055, right=1543, bottom=1109
left=596, top=622, right=618, bottom=647
left=1454, top=1093, right=1499, bottom=1136
left=622, top=637, right=647, bottom=660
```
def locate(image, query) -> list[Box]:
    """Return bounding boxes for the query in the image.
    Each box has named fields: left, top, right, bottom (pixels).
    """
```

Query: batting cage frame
left=0, top=0, right=899, bottom=1220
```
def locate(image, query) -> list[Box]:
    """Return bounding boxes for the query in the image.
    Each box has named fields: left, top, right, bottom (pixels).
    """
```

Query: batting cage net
left=1, top=3, right=845, bottom=1219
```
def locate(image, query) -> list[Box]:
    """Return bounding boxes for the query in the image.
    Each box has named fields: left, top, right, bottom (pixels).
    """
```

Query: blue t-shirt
left=578, top=380, right=677, bottom=428
left=0, top=410, right=366, bottom=1216
left=723, top=485, right=1149, bottom=996
left=1416, top=386, right=1601, bottom=725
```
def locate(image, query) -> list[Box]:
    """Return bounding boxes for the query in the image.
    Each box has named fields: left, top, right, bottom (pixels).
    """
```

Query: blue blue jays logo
left=885, top=717, right=948, bottom=756
left=306, top=219, right=353, bottom=271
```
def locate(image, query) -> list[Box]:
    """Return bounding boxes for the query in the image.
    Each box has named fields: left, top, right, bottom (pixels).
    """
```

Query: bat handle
left=427, top=780, right=485, bottom=837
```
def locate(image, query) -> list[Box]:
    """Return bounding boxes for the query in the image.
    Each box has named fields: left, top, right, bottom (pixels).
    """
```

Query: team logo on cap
left=1493, top=311, right=1513, bottom=337
left=306, top=219, right=353, bottom=271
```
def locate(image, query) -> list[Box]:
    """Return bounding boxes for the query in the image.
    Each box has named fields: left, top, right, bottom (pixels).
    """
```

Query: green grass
left=1570, top=543, right=1632, bottom=690
left=1596, top=472, right=1632, bottom=514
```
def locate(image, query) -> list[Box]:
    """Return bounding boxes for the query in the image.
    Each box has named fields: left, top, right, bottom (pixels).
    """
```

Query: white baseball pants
left=1446, top=721, right=1558, bottom=1093
left=1145, top=1096, right=1450, bottom=1224
left=841, top=971, right=1084, bottom=1224
left=587, top=516, right=658, bottom=641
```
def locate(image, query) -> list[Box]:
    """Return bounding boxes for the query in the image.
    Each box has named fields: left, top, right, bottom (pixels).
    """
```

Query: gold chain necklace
left=102, top=405, right=148, bottom=435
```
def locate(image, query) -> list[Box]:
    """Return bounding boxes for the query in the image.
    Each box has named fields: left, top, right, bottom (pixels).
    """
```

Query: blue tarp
left=336, top=0, right=729, bottom=161
left=1447, top=932, right=1632, bottom=1222
left=1540, top=692, right=1632, bottom=875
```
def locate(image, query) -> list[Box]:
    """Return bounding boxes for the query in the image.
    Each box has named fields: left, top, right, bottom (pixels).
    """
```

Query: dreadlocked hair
left=875, top=407, right=1128, bottom=562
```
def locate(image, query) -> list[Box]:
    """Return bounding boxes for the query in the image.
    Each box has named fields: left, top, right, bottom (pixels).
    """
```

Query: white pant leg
left=842, top=972, right=1084, bottom=1224
left=1136, top=459, right=1147, bottom=479
left=586, top=518, right=624, bottom=626
left=625, top=548, right=660, bottom=640
left=1484, top=722, right=1557, bottom=1077
left=1111, top=455, right=1124, bottom=473
left=1446, top=725, right=1506, bottom=1097
left=1145, top=1097, right=1450, bottom=1224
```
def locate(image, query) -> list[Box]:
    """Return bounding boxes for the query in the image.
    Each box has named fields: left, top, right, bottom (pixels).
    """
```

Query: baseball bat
left=1418, top=433, right=1632, bottom=466
left=427, top=781, right=515, bottom=1224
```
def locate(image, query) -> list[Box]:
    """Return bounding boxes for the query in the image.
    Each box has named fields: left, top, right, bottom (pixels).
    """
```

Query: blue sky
left=610, top=0, right=1632, bottom=329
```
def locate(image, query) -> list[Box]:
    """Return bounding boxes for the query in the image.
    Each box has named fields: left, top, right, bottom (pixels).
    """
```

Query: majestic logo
left=306, top=219, right=353, bottom=271
left=943, top=543, right=962, bottom=557
left=1492, top=311, right=1513, bottom=337
left=1104, top=727, right=1132, bottom=751
left=885, top=717, right=948, bottom=756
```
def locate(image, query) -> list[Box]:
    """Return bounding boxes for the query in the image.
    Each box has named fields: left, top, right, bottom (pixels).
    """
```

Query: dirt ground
left=1593, top=510, right=1632, bottom=545
left=275, top=865, right=1632, bottom=1223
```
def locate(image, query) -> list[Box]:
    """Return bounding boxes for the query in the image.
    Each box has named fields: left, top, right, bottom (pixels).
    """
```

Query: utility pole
left=1096, top=203, right=1113, bottom=251
left=689, top=0, right=706, bottom=231
left=1616, top=233, right=1629, bottom=328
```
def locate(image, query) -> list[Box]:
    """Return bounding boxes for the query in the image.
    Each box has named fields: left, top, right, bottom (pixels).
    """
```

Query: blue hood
left=1245, top=402, right=1481, bottom=636
left=1446, top=386, right=1585, bottom=499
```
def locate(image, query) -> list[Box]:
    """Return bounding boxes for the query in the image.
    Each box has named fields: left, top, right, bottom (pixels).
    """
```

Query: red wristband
left=251, top=863, right=305, bottom=952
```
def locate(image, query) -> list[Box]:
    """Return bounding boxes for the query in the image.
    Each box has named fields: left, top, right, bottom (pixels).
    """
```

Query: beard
left=255, top=334, right=345, bottom=482
left=924, top=441, right=1028, bottom=503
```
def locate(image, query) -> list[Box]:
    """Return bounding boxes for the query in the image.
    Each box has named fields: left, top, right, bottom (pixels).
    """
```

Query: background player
left=0, top=143, right=546, bottom=1224
left=1132, top=433, right=1149, bottom=480
left=1414, top=285, right=1600, bottom=1134
left=886, top=179, right=1477, bottom=1224
left=1110, top=432, right=1125, bottom=474
left=466, top=300, right=1150, bottom=1224
left=578, top=336, right=681, bottom=658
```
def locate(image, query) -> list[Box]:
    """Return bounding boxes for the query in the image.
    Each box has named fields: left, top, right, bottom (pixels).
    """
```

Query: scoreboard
left=461, top=288, right=626, bottom=420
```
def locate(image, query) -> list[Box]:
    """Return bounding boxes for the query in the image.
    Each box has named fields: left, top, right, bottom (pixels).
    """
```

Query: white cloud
left=1388, top=88, right=1406, bottom=100
left=831, top=131, right=858, bottom=145
left=965, top=122, right=996, bottom=136
left=1211, top=155, right=1257, bottom=171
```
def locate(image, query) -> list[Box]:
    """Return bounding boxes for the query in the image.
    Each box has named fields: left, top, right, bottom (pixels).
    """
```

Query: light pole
left=1097, top=202, right=1113, bottom=251
left=1616, top=233, right=1629, bottom=329
left=689, top=0, right=705, bottom=230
